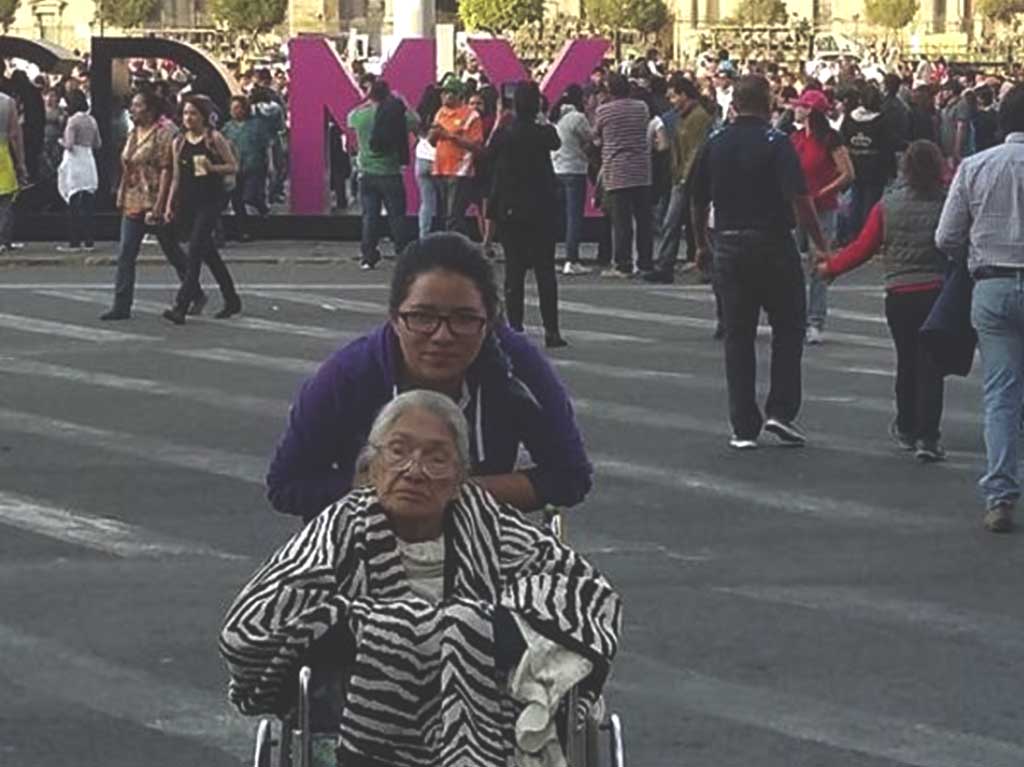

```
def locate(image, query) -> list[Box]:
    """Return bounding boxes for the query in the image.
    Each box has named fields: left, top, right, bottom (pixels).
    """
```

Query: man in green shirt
left=347, top=79, right=419, bottom=268
left=223, top=95, right=275, bottom=240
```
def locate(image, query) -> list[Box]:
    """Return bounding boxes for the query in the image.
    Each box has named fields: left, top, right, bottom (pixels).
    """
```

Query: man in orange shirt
left=429, top=76, right=484, bottom=233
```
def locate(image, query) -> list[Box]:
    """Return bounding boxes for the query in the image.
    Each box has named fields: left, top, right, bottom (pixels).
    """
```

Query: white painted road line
left=652, top=289, right=890, bottom=326
left=37, top=289, right=359, bottom=342
left=0, top=408, right=265, bottom=484
left=0, top=406, right=934, bottom=531
left=591, top=457, right=948, bottom=530
left=0, top=356, right=288, bottom=417
left=169, top=347, right=319, bottom=375
left=0, top=622, right=253, bottom=759
left=0, top=491, right=245, bottom=560
left=714, top=585, right=1024, bottom=655
left=251, top=289, right=653, bottom=344
left=542, top=297, right=893, bottom=349
left=0, top=311, right=158, bottom=343
left=617, top=651, right=1024, bottom=767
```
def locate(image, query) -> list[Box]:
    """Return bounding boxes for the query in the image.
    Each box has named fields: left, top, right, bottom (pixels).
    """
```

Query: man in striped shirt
left=936, top=84, right=1024, bottom=534
left=594, top=73, right=653, bottom=277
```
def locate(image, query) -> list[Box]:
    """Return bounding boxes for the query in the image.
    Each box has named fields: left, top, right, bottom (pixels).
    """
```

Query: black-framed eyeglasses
left=398, top=311, right=488, bottom=337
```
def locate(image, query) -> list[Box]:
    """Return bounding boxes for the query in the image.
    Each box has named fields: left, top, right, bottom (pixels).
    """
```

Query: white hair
left=358, top=390, right=471, bottom=475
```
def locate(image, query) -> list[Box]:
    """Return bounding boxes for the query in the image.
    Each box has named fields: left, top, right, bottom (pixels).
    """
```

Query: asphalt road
left=1, top=247, right=1022, bottom=767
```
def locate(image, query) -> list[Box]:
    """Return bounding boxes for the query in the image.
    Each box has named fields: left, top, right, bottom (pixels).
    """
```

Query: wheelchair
left=251, top=508, right=625, bottom=767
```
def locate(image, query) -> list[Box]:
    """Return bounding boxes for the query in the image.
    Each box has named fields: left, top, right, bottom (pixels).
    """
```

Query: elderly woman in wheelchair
left=220, top=390, right=622, bottom=767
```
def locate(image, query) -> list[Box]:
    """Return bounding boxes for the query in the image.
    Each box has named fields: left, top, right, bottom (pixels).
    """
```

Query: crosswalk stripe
left=0, top=621, right=253, bottom=758
left=36, top=289, right=359, bottom=342
left=169, top=346, right=319, bottom=374
left=249, top=289, right=653, bottom=344
left=0, top=491, right=245, bottom=560
left=537, top=297, right=893, bottom=349
left=617, top=651, right=1024, bottom=767
left=592, top=458, right=947, bottom=529
left=147, top=347, right=978, bottom=469
left=714, top=585, right=1024, bottom=655
left=650, top=289, right=890, bottom=326
left=0, top=406, right=934, bottom=530
left=0, top=311, right=158, bottom=343
left=0, top=407, right=264, bottom=484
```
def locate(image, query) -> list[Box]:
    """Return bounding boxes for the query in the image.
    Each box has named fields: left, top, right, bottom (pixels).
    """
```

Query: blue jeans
left=416, top=159, right=437, bottom=239
left=112, top=214, right=190, bottom=311
left=972, top=277, right=1024, bottom=508
left=655, top=182, right=687, bottom=271
left=796, top=208, right=838, bottom=330
left=359, top=173, right=409, bottom=263
left=557, top=173, right=587, bottom=263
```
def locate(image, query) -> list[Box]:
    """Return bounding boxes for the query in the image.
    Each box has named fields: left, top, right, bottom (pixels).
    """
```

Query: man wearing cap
left=429, top=76, right=484, bottom=234
left=691, top=75, right=828, bottom=450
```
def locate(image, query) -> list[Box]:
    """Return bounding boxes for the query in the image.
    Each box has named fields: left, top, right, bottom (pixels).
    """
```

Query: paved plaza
left=1, top=243, right=1022, bottom=767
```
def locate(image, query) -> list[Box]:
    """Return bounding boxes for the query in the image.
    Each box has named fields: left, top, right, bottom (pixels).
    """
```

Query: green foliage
left=976, top=0, right=1024, bottom=23
left=0, top=0, right=18, bottom=31
left=863, top=0, right=918, bottom=30
left=211, top=0, right=288, bottom=33
left=96, top=0, right=159, bottom=29
left=583, top=0, right=669, bottom=33
left=728, top=0, right=788, bottom=24
left=458, top=0, right=544, bottom=33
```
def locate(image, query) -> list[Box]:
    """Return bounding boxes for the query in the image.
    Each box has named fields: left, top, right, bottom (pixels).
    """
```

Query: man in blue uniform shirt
left=691, top=75, right=828, bottom=450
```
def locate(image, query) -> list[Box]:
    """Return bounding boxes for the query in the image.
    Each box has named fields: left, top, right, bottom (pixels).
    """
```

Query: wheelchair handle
left=298, top=666, right=312, bottom=767
left=601, top=713, right=625, bottom=767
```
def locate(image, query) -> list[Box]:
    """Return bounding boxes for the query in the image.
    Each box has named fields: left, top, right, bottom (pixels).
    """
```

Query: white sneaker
left=55, top=245, right=81, bottom=253
left=563, top=261, right=592, bottom=276
left=806, top=327, right=824, bottom=345
left=729, top=434, right=759, bottom=450
left=142, top=234, right=158, bottom=245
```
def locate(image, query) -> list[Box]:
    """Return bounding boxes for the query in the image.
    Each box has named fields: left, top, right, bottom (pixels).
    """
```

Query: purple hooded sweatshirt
left=266, top=322, right=593, bottom=520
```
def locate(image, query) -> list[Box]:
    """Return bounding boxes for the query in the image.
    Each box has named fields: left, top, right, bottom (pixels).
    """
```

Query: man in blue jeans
left=691, top=75, right=827, bottom=449
left=936, top=84, right=1024, bottom=533
left=347, top=79, right=419, bottom=268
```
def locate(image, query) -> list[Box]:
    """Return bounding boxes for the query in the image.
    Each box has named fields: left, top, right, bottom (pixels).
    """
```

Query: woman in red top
left=790, top=89, right=854, bottom=344
left=817, top=141, right=949, bottom=462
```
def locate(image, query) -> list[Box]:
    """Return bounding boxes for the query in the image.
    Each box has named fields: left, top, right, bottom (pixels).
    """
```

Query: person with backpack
left=161, top=95, right=241, bottom=325
left=347, top=78, right=419, bottom=269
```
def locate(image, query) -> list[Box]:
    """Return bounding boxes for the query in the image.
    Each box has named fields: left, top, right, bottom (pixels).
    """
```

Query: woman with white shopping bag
left=57, top=90, right=100, bottom=253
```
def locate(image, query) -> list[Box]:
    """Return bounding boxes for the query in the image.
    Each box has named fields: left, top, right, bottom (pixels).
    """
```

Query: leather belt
left=973, top=266, right=1024, bottom=280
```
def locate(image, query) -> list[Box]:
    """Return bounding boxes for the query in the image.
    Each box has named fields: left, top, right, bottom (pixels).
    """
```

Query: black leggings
left=174, top=197, right=238, bottom=311
left=501, top=224, right=559, bottom=335
left=885, top=288, right=945, bottom=441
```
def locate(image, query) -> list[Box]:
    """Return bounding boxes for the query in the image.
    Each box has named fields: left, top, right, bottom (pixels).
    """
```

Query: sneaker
left=983, top=503, right=1014, bottom=533
left=729, top=434, right=759, bottom=450
left=601, top=268, right=632, bottom=279
left=806, top=326, right=824, bottom=345
left=162, top=307, right=186, bottom=325
left=563, top=261, right=591, bottom=276
left=55, top=245, right=81, bottom=253
left=142, top=234, right=158, bottom=245
left=360, top=259, right=378, bottom=271
left=764, top=418, right=807, bottom=446
left=641, top=268, right=674, bottom=284
left=915, top=439, right=946, bottom=463
left=100, top=308, right=130, bottom=321
left=7, top=242, right=24, bottom=250
left=82, top=245, right=96, bottom=252
left=889, top=418, right=915, bottom=451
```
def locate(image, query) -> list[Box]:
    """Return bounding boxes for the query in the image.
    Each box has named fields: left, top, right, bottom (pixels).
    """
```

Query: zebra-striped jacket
left=219, top=484, right=622, bottom=767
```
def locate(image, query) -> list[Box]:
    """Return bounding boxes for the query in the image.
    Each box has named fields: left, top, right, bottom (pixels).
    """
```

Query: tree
left=583, top=0, right=669, bottom=34
left=728, top=0, right=787, bottom=24
left=976, top=0, right=1024, bottom=23
left=863, top=0, right=918, bottom=32
left=96, top=0, right=159, bottom=29
left=211, top=0, right=288, bottom=34
left=0, top=0, right=18, bottom=32
left=458, top=0, right=544, bottom=34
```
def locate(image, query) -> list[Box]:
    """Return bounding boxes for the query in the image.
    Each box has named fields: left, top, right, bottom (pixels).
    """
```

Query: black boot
left=214, top=296, right=242, bottom=319
left=100, top=307, right=131, bottom=321
left=162, top=306, right=187, bottom=325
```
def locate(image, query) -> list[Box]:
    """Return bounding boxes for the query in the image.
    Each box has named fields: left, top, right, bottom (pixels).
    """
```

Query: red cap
left=793, top=89, right=831, bottom=113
